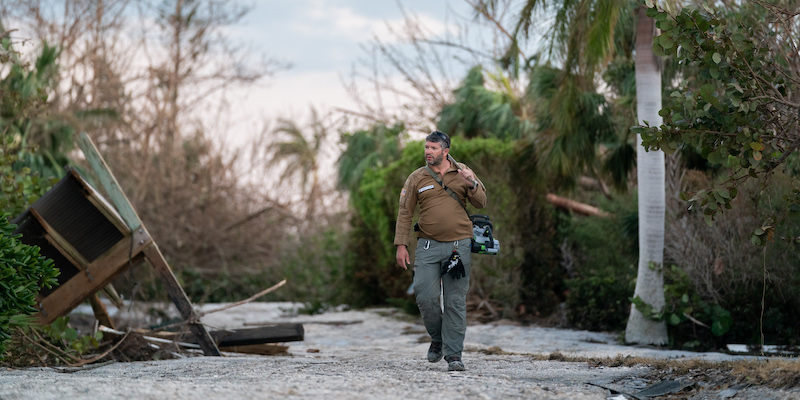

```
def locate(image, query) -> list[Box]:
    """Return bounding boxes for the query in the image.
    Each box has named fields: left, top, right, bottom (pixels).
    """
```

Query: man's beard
left=426, top=153, right=443, bottom=166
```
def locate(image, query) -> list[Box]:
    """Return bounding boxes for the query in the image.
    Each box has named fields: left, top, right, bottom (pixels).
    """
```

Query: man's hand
left=396, top=245, right=411, bottom=270
left=458, top=167, right=477, bottom=188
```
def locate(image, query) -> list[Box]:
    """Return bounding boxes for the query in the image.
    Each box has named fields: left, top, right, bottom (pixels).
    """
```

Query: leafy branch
left=634, top=1, right=800, bottom=243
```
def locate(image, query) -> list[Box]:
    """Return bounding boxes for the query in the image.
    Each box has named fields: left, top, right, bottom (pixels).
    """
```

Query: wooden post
left=77, top=132, right=221, bottom=356
left=143, top=243, right=221, bottom=356
left=89, top=293, right=115, bottom=330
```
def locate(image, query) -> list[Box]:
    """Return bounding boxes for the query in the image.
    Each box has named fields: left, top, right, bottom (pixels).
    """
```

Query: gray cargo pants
left=413, top=237, right=471, bottom=359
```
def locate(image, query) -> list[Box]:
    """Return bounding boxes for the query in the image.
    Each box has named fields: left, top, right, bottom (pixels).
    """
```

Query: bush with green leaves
left=636, top=1, right=800, bottom=241
left=41, top=316, right=103, bottom=356
left=347, top=136, right=562, bottom=316
left=0, top=213, right=59, bottom=359
left=0, top=146, right=60, bottom=361
left=564, top=192, right=637, bottom=331
left=632, top=265, right=732, bottom=350
left=1, top=147, right=59, bottom=217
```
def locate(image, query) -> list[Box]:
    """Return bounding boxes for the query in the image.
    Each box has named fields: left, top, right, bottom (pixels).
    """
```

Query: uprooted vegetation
left=1, top=310, right=293, bottom=369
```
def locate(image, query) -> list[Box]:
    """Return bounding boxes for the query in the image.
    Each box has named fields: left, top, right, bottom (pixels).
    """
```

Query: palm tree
left=475, top=0, right=668, bottom=344
left=527, top=64, right=619, bottom=190
left=624, top=5, right=667, bottom=345
left=270, top=109, right=328, bottom=221
left=337, top=123, right=404, bottom=193
left=438, top=65, right=535, bottom=140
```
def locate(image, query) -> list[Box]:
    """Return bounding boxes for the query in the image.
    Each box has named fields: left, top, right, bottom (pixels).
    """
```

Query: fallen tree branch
left=149, top=279, right=288, bottom=332
left=682, top=312, right=711, bottom=329
left=546, top=193, right=609, bottom=217
left=99, top=325, right=200, bottom=349
left=199, top=279, right=287, bottom=317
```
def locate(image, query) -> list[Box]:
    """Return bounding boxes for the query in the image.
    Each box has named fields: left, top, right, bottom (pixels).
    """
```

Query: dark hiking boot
left=427, top=341, right=443, bottom=363
left=446, top=355, right=465, bottom=371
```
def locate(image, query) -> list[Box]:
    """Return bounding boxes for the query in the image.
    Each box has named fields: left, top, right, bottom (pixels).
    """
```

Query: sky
left=218, top=0, right=484, bottom=146
left=191, top=0, right=495, bottom=203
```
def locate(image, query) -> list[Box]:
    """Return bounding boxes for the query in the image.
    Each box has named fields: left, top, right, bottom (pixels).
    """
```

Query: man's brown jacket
left=394, top=162, right=487, bottom=248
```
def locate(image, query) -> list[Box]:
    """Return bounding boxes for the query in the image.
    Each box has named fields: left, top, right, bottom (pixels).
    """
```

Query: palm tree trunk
left=625, top=5, right=668, bottom=345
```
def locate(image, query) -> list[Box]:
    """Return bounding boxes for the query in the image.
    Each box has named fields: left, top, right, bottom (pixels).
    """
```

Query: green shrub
left=632, top=265, right=733, bottom=350
left=41, top=316, right=103, bottom=356
left=0, top=213, right=60, bottom=359
left=567, top=274, right=634, bottom=331
left=348, top=136, right=562, bottom=316
left=0, top=148, right=59, bottom=217
left=564, top=192, right=637, bottom=331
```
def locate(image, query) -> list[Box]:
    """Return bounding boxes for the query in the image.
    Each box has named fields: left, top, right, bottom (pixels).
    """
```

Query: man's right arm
left=394, top=174, right=417, bottom=268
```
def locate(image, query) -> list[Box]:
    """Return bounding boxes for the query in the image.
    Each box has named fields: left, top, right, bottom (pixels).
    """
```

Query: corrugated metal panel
left=30, top=173, right=124, bottom=262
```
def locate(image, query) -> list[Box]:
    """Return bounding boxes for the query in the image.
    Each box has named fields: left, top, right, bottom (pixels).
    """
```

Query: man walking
left=394, top=130, right=487, bottom=371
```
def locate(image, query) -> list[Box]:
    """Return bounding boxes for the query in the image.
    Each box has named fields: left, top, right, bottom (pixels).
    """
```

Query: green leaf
left=660, top=35, right=675, bottom=49
left=64, top=328, right=78, bottom=342
left=711, top=320, right=729, bottom=336
left=653, top=43, right=667, bottom=57
left=712, top=52, right=722, bottom=64
left=710, top=66, right=720, bottom=79
left=749, top=142, right=764, bottom=151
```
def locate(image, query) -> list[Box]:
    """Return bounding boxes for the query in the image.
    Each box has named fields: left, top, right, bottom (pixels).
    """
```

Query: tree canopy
left=635, top=1, right=800, bottom=244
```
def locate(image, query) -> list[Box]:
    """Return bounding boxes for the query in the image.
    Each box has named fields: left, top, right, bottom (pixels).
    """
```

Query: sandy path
left=1, top=303, right=797, bottom=399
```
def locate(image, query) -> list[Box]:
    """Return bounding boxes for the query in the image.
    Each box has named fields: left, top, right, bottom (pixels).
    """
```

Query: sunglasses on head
left=429, top=130, right=450, bottom=148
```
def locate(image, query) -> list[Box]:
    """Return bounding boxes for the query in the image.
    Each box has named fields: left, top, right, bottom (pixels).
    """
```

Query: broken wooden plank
left=36, top=229, right=152, bottom=324
left=76, top=132, right=141, bottom=231
left=89, top=293, right=115, bottom=330
left=209, top=324, right=304, bottom=346
left=66, top=168, right=131, bottom=235
left=219, top=344, right=289, bottom=356
left=143, top=244, right=221, bottom=356
left=244, top=320, right=362, bottom=327
left=29, top=208, right=92, bottom=275
left=100, top=326, right=200, bottom=349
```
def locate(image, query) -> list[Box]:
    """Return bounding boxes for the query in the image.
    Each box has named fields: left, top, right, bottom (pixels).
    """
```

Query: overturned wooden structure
left=12, top=168, right=150, bottom=324
left=12, top=133, right=221, bottom=356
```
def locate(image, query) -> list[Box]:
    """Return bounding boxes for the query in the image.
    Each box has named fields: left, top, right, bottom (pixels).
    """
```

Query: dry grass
left=472, top=343, right=800, bottom=390
left=521, top=352, right=800, bottom=389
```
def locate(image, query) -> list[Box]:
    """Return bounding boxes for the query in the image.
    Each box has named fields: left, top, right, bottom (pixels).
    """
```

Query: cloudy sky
left=219, top=0, right=486, bottom=143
